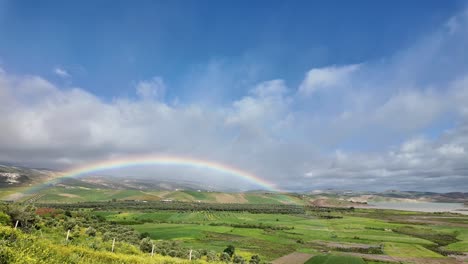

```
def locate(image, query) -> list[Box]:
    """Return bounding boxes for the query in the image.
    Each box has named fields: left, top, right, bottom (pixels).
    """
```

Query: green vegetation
left=0, top=225, right=209, bottom=264
left=0, top=203, right=229, bottom=263
left=61, top=202, right=467, bottom=262
left=17, top=187, right=307, bottom=205
left=305, top=254, right=366, bottom=264
left=1, top=194, right=467, bottom=264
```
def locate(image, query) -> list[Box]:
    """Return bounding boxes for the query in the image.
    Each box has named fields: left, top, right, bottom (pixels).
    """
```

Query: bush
left=249, top=255, right=261, bottom=264
left=139, top=237, right=153, bottom=253
left=220, top=252, right=231, bottom=262
left=206, top=250, right=218, bottom=262
left=223, top=245, right=235, bottom=257
left=85, top=226, right=96, bottom=237
left=63, top=219, right=78, bottom=231
left=139, top=231, right=151, bottom=239
left=4, top=204, right=38, bottom=231
left=0, top=212, right=11, bottom=226
left=233, top=255, right=245, bottom=263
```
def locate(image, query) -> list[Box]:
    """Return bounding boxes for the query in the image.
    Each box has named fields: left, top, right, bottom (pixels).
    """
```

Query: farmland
left=33, top=199, right=467, bottom=263
left=1, top=185, right=468, bottom=263
left=11, top=186, right=307, bottom=205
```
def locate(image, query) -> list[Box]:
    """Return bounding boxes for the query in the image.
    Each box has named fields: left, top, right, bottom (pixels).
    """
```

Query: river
left=368, top=201, right=468, bottom=215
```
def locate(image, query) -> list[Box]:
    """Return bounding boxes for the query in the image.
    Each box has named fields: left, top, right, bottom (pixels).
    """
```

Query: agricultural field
left=89, top=206, right=468, bottom=263
left=9, top=186, right=307, bottom=205
left=305, top=255, right=366, bottom=264
left=2, top=185, right=468, bottom=263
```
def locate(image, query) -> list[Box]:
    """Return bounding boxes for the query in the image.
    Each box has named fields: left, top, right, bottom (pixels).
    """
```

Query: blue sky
left=0, top=0, right=462, bottom=99
left=1, top=1, right=468, bottom=191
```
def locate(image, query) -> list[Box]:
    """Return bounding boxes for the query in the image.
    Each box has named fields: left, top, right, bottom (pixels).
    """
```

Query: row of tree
left=37, top=200, right=306, bottom=214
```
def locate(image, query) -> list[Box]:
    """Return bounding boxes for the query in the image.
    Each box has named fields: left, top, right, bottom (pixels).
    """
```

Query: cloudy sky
left=1, top=1, right=468, bottom=191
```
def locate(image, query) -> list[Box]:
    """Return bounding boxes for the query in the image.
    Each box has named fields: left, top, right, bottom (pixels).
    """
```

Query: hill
left=1, top=164, right=467, bottom=207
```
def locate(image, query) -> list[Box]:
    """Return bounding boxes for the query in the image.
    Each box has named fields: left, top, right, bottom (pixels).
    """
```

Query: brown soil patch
left=450, top=253, right=468, bottom=263
left=271, top=252, right=314, bottom=264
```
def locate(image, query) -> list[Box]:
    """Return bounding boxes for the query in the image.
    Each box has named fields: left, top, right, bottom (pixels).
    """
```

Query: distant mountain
left=71, top=175, right=224, bottom=191
left=0, top=164, right=231, bottom=192
left=0, top=164, right=58, bottom=187
left=1, top=164, right=467, bottom=204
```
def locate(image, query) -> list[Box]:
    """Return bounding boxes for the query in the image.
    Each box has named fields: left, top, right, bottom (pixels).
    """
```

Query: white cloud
left=135, top=76, right=166, bottom=100
left=298, top=64, right=360, bottom=95
left=226, top=80, right=290, bottom=129
left=2, top=9, right=468, bottom=191
left=53, top=67, right=70, bottom=78
left=438, top=144, right=465, bottom=156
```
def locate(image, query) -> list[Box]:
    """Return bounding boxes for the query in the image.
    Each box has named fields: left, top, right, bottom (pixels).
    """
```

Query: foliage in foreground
left=0, top=203, right=266, bottom=263
left=0, top=226, right=210, bottom=264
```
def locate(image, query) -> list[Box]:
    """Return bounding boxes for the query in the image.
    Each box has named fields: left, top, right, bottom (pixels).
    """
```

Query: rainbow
left=27, top=155, right=281, bottom=192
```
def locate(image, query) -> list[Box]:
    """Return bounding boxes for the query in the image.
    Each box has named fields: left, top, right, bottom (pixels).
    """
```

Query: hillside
left=0, top=164, right=58, bottom=187
left=1, top=164, right=467, bottom=207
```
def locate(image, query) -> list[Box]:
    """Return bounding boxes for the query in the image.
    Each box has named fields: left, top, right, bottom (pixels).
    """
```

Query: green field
left=92, top=208, right=467, bottom=262
left=2, top=186, right=467, bottom=263
left=12, top=187, right=307, bottom=205
left=305, top=255, right=366, bottom=264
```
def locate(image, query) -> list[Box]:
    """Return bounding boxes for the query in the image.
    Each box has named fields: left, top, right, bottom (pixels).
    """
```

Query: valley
left=1, top=164, right=467, bottom=263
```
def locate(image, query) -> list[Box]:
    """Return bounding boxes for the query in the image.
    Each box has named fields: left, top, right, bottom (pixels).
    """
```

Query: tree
left=220, top=252, right=231, bottom=263
left=63, top=219, right=77, bottom=231
left=223, top=245, right=235, bottom=257
left=233, top=255, right=246, bottom=264
left=0, top=212, right=11, bottom=226
left=206, top=251, right=218, bottom=262
left=5, top=204, right=38, bottom=231
left=139, top=237, right=153, bottom=253
left=85, top=226, right=96, bottom=237
left=139, top=232, right=151, bottom=239
left=249, top=255, right=261, bottom=264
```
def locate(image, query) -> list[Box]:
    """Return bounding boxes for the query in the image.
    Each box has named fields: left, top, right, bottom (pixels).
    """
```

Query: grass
left=2, top=186, right=308, bottom=206
left=305, top=254, right=365, bottom=264
left=383, top=242, right=443, bottom=258
left=0, top=225, right=214, bottom=264
left=4, top=186, right=466, bottom=261
left=93, top=210, right=468, bottom=261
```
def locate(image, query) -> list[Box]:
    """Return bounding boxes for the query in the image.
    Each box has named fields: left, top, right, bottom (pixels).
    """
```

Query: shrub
left=139, top=237, right=153, bottom=253
left=63, top=219, right=78, bottom=231
left=220, top=252, right=231, bottom=263
left=233, top=255, right=245, bottom=263
left=139, top=231, right=151, bottom=239
left=223, top=245, right=235, bottom=257
left=4, top=204, right=38, bottom=231
left=249, top=255, right=261, bottom=264
left=0, top=212, right=11, bottom=226
left=206, top=251, right=218, bottom=262
left=85, top=226, right=96, bottom=237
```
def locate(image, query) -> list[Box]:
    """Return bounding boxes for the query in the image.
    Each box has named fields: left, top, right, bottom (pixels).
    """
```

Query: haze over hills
left=1, top=164, right=467, bottom=207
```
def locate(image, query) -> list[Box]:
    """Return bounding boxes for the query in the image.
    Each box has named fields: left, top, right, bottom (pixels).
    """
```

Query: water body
left=368, top=201, right=468, bottom=215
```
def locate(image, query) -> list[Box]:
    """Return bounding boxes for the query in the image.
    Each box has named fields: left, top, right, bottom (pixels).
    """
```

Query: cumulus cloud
left=135, top=76, right=166, bottom=100
left=1, top=10, right=468, bottom=191
left=298, top=64, right=360, bottom=95
left=53, top=67, right=70, bottom=78
left=304, top=132, right=468, bottom=192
